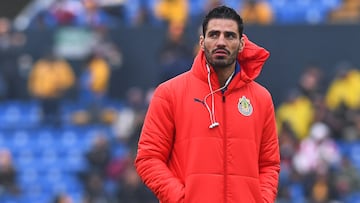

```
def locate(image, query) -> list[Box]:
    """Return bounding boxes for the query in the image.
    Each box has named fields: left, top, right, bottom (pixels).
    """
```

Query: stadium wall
left=23, top=25, right=360, bottom=106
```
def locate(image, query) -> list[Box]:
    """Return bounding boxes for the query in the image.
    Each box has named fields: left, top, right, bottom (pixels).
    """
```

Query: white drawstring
left=204, top=64, right=234, bottom=129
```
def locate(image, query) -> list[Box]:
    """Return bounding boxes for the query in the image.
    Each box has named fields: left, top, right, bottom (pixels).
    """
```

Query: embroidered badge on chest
left=238, top=96, right=253, bottom=116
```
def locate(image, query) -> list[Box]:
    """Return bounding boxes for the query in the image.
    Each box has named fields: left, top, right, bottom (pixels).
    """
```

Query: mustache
left=212, top=48, right=230, bottom=54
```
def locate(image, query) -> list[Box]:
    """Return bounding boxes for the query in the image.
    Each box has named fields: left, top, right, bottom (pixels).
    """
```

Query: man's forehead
left=206, top=19, right=238, bottom=32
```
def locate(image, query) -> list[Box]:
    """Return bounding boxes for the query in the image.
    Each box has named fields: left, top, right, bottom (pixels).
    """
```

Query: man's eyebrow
left=208, top=30, right=237, bottom=35
left=207, top=30, right=219, bottom=34
left=224, top=31, right=237, bottom=35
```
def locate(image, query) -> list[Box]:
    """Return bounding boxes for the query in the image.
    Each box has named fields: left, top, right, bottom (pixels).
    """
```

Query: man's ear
left=239, top=37, right=245, bottom=53
left=199, top=35, right=205, bottom=51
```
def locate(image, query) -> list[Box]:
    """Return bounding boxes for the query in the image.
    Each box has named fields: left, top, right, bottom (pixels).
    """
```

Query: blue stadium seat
left=0, top=101, right=22, bottom=129
left=62, top=148, right=88, bottom=172
left=58, top=128, right=90, bottom=152
left=0, top=101, right=41, bottom=130
left=13, top=148, right=37, bottom=170
left=18, top=168, right=39, bottom=189
left=348, top=142, right=360, bottom=171
left=10, top=130, right=32, bottom=152
left=269, top=0, right=336, bottom=24
left=38, top=148, right=62, bottom=170
left=0, top=193, right=23, bottom=203
left=344, top=192, right=360, bottom=203
left=34, top=128, right=56, bottom=149
left=0, top=130, right=8, bottom=147
left=48, top=174, right=84, bottom=195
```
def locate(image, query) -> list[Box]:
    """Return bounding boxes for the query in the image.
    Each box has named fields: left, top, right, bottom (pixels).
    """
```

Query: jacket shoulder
left=156, top=71, right=192, bottom=95
left=251, top=81, right=273, bottom=99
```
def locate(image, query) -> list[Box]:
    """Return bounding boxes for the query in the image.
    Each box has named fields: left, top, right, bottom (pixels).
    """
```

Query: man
left=135, top=5, right=280, bottom=203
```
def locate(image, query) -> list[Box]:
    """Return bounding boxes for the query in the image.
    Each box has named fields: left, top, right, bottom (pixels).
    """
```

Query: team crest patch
left=238, top=96, right=253, bottom=116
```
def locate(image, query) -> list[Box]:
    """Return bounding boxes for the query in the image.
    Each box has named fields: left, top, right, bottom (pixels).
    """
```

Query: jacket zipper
left=222, top=93, right=227, bottom=203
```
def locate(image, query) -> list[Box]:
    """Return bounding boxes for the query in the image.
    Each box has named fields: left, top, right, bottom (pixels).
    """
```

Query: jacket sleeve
left=135, top=84, right=185, bottom=203
left=259, top=94, right=280, bottom=203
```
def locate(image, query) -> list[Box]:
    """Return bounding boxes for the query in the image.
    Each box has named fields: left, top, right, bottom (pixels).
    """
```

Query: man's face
left=200, top=19, right=244, bottom=69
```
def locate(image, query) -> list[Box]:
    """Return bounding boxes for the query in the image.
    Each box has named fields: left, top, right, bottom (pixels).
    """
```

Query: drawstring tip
left=209, top=122, right=219, bottom=129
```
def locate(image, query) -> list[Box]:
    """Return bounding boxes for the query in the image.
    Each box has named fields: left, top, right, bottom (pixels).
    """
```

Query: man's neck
left=214, top=65, right=236, bottom=87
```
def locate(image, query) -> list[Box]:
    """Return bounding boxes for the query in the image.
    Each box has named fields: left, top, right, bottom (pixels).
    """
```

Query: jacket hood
left=191, top=35, right=270, bottom=88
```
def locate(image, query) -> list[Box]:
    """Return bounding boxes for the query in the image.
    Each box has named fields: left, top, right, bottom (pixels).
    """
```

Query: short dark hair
left=202, top=5, right=244, bottom=39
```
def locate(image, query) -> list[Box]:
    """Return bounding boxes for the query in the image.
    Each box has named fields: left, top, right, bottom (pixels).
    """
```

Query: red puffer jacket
left=135, top=35, right=280, bottom=203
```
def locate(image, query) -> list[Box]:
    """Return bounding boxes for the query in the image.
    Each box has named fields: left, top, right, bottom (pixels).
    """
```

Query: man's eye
left=226, top=34, right=236, bottom=39
left=209, top=33, right=218, bottom=38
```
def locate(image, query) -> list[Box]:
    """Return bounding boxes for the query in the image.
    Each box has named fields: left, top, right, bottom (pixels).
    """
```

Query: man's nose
left=216, top=34, right=226, bottom=47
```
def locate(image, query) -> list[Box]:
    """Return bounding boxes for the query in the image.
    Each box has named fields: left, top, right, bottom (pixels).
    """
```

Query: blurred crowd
left=0, top=0, right=360, bottom=203
left=25, top=0, right=360, bottom=30
left=276, top=62, right=360, bottom=203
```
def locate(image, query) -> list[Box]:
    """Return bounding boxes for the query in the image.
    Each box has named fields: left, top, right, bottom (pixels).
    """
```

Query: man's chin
left=211, top=62, right=230, bottom=69
left=214, top=58, right=229, bottom=64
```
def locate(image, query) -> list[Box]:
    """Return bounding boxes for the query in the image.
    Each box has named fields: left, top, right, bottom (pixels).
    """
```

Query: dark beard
left=207, top=56, right=237, bottom=69
left=204, top=46, right=238, bottom=69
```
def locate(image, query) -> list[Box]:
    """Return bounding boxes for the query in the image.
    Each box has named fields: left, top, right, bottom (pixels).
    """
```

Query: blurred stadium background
left=0, top=0, right=360, bottom=202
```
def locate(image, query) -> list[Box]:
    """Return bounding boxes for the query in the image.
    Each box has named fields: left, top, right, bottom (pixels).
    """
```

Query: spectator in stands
left=328, top=0, right=360, bottom=24
left=292, top=122, right=342, bottom=202
left=79, top=52, right=110, bottom=103
left=154, top=0, right=189, bottom=26
left=279, top=122, right=298, bottom=165
left=37, top=0, right=117, bottom=28
left=28, top=51, right=75, bottom=126
left=277, top=122, right=302, bottom=202
left=85, top=133, right=111, bottom=176
left=5, top=31, right=29, bottom=100
left=75, top=0, right=116, bottom=28
left=296, top=66, right=344, bottom=138
left=157, top=22, right=193, bottom=83
left=116, top=163, right=157, bottom=203
left=72, top=51, right=111, bottom=125
left=239, top=0, right=274, bottom=25
left=82, top=172, right=113, bottom=203
left=80, top=133, right=113, bottom=202
left=324, top=61, right=360, bottom=139
left=47, top=0, right=82, bottom=26
left=0, top=17, right=11, bottom=50
left=334, top=156, right=360, bottom=200
left=0, top=18, right=29, bottom=100
left=325, top=61, right=360, bottom=111
left=292, top=122, right=341, bottom=176
left=297, top=64, right=324, bottom=101
left=312, top=94, right=344, bottom=140
left=52, top=193, right=73, bottom=203
left=0, top=148, right=20, bottom=196
left=308, top=173, right=338, bottom=203
left=112, top=86, right=149, bottom=151
left=342, top=110, right=360, bottom=141
left=0, top=17, right=11, bottom=100
left=276, top=89, right=314, bottom=140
